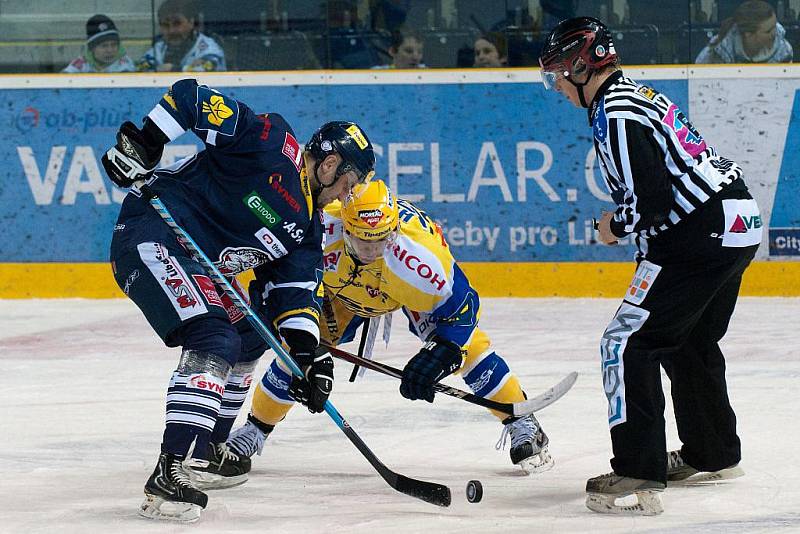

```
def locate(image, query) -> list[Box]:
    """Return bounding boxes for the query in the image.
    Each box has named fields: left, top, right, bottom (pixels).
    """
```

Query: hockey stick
left=324, top=344, right=578, bottom=417
left=141, top=185, right=451, bottom=507
left=348, top=319, right=371, bottom=382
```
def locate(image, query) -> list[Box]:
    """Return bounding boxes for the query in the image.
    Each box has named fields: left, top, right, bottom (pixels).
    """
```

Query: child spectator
left=63, top=15, right=135, bottom=73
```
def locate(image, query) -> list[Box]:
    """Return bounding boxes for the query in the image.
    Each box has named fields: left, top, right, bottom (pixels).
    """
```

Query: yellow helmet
left=341, top=179, right=399, bottom=241
left=341, top=180, right=399, bottom=263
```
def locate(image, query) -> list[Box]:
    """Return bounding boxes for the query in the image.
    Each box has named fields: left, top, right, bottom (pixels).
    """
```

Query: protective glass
left=343, top=230, right=397, bottom=264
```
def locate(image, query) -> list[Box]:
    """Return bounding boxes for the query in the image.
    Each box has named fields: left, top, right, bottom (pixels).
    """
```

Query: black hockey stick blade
left=339, top=417, right=451, bottom=507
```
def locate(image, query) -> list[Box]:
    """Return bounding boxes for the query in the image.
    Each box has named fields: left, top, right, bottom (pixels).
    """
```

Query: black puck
left=466, top=480, right=483, bottom=503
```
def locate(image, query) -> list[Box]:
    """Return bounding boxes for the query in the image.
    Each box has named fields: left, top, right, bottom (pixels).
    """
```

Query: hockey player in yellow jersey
left=227, top=180, right=553, bottom=475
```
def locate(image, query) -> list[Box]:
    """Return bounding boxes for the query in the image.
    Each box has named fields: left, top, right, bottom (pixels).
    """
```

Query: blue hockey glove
left=101, top=121, right=164, bottom=188
left=400, top=336, right=464, bottom=403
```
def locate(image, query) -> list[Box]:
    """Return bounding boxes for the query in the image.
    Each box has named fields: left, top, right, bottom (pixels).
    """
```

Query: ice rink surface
left=1, top=297, right=798, bottom=534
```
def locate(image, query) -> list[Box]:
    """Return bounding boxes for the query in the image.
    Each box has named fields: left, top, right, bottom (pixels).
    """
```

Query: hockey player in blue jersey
left=103, top=78, right=375, bottom=522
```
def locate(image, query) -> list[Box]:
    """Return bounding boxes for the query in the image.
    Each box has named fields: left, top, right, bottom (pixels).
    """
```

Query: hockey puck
left=466, top=480, right=483, bottom=503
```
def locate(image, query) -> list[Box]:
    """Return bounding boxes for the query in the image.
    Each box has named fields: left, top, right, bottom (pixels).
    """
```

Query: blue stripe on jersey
left=431, top=263, right=479, bottom=346
left=260, top=359, right=293, bottom=401
left=463, top=352, right=510, bottom=397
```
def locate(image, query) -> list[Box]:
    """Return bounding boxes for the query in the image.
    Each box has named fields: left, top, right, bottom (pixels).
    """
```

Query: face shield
left=343, top=230, right=396, bottom=264
left=539, top=58, right=571, bottom=91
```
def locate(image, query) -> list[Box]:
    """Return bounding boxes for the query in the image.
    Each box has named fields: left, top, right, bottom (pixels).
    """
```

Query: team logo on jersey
left=196, top=87, right=238, bottom=135
left=244, top=191, right=282, bottom=228
left=214, top=247, right=270, bottom=275
left=358, top=209, right=384, bottom=227
left=345, top=124, right=368, bottom=150
left=282, top=132, right=302, bottom=171
left=202, top=95, right=233, bottom=126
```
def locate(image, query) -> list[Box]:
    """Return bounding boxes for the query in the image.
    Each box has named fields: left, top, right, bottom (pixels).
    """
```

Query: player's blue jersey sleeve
left=252, top=220, right=324, bottom=343
left=427, top=263, right=480, bottom=346
left=145, top=79, right=304, bottom=179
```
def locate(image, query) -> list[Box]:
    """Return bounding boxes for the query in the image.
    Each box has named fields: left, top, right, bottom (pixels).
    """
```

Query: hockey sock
left=462, top=350, right=525, bottom=420
left=251, top=358, right=296, bottom=426
left=210, top=359, right=258, bottom=443
left=163, top=349, right=231, bottom=458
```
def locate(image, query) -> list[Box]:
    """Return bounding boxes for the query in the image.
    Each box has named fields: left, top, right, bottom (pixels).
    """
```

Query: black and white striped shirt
left=589, top=71, right=743, bottom=258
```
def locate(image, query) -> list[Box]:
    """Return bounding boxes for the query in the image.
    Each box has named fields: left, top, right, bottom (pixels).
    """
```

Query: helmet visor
left=539, top=59, right=569, bottom=91
left=343, top=230, right=396, bottom=264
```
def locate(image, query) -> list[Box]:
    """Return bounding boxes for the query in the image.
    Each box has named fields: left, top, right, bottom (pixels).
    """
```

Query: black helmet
left=539, top=17, right=618, bottom=95
left=306, top=121, right=376, bottom=186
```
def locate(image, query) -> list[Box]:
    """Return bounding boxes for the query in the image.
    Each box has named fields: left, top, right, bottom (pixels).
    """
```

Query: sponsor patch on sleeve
left=192, top=275, right=223, bottom=307
left=624, top=260, right=661, bottom=305
left=282, top=132, right=302, bottom=171
left=255, top=227, right=289, bottom=259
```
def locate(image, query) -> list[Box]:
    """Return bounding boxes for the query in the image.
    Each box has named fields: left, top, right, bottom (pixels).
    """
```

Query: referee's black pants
left=602, top=192, right=759, bottom=484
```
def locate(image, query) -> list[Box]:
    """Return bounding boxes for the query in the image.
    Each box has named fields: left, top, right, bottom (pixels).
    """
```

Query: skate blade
left=516, top=449, right=555, bottom=476
left=187, top=470, right=249, bottom=490
left=669, top=465, right=744, bottom=486
left=585, top=490, right=664, bottom=516
left=139, top=494, right=202, bottom=522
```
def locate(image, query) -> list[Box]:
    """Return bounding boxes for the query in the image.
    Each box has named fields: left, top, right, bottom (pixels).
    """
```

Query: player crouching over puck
left=228, top=179, right=554, bottom=475
left=539, top=17, right=756, bottom=515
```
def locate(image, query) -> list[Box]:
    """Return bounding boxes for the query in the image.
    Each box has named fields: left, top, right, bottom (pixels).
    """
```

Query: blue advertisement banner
left=770, top=88, right=800, bottom=257
left=0, top=79, right=688, bottom=262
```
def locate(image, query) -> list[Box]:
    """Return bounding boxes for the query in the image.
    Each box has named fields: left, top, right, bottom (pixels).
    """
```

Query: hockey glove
left=400, top=336, right=464, bottom=403
left=288, top=352, right=334, bottom=413
left=101, top=121, right=165, bottom=188
left=283, top=328, right=333, bottom=413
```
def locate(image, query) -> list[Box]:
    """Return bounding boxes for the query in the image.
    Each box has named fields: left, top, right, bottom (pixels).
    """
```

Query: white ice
left=1, top=298, right=798, bottom=533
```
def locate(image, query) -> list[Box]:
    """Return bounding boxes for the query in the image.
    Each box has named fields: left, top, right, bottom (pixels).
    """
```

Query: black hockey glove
left=400, top=336, right=464, bottom=403
left=101, top=120, right=165, bottom=188
left=283, top=328, right=333, bottom=413
left=288, top=352, right=334, bottom=413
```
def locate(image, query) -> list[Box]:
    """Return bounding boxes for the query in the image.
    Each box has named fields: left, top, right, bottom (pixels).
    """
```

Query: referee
left=539, top=17, right=761, bottom=515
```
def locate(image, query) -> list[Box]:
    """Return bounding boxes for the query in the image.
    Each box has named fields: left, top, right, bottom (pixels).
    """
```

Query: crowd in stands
left=57, top=0, right=797, bottom=74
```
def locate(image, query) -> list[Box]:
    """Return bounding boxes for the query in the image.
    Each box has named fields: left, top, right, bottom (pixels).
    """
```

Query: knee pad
left=182, top=317, right=242, bottom=367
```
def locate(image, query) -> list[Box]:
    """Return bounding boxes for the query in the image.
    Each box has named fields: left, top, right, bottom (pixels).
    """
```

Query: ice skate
left=227, top=414, right=274, bottom=458
left=496, top=414, right=554, bottom=475
left=667, top=450, right=744, bottom=485
left=139, top=452, right=208, bottom=523
left=585, top=472, right=665, bottom=516
left=185, top=442, right=251, bottom=490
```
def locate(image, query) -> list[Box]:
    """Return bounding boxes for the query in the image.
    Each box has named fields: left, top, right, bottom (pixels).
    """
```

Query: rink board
left=0, top=260, right=795, bottom=298
left=0, top=67, right=797, bottom=297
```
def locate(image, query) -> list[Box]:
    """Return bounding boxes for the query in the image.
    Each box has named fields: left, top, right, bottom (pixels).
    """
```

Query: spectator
left=63, top=15, right=135, bottom=73
left=373, top=29, right=426, bottom=69
left=473, top=32, right=507, bottom=67
left=137, top=0, right=226, bottom=72
left=696, top=0, right=793, bottom=63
